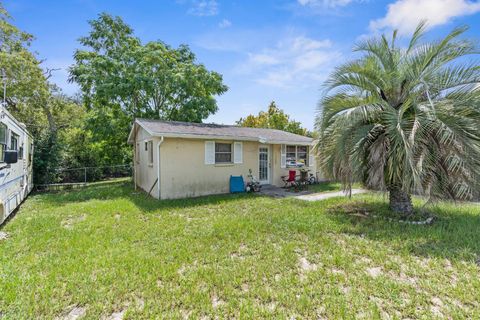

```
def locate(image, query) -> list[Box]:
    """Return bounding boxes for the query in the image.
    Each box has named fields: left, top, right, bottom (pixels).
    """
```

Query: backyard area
left=1, top=180, right=480, bottom=319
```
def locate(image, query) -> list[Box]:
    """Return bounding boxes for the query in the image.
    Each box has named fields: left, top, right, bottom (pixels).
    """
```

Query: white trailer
left=0, top=106, right=33, bottom=225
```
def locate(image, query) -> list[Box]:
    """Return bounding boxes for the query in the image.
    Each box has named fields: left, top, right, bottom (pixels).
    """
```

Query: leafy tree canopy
left=69, top=13, right=228, bottom=122
left=316, top=22, right=480, bottom=215
left=237, top=101, right=311, bottom=136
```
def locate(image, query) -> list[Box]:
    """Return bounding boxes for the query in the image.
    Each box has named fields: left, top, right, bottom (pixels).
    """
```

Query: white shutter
left=281, top=144, right=286, bottom=168
left=233, top=142, right=243, bottom=164
left=205, top=141, right=215, bottom=165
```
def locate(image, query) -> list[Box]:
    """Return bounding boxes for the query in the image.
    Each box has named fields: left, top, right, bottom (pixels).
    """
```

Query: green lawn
left=1, top=181, right=479, bottom=319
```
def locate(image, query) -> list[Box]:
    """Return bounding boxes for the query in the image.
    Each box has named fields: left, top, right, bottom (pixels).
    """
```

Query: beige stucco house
left=127, top=119, right=316, bottom=199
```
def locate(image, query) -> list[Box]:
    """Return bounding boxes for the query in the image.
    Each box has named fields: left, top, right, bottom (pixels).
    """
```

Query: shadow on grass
left=321, top=199, right=480, bottom=262
left=32, top=178, right=257, bottom=212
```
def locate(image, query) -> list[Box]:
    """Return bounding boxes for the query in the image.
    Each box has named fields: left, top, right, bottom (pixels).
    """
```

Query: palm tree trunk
left=389, top=186, right=414, bottom=216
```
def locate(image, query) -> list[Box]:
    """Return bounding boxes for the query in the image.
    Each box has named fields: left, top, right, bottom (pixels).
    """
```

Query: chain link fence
left=36, top=164, right=132, bottom=191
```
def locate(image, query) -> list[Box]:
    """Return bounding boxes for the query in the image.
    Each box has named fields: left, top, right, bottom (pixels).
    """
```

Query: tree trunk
left=389, top=186, right=414, bottom=216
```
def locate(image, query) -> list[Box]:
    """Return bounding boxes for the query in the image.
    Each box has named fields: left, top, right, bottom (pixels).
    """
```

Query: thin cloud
left=187, top=0, right=218, bottom=16
left=297, top=0, right=361, bottom=8
left=218, top=18, right=232, bottom=28
left=370, top=0, right=480, bottom=35
left=239, top=35, right=339, bottom=88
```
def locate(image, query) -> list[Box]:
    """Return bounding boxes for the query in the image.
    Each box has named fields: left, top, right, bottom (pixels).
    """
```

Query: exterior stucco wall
left=271, top=144, right=317, bottom=186
left=133, top=130, right=318, bottom=199
left=159, top=138, right=263, bottom=199
left=133, top=126, right=160, bottom=197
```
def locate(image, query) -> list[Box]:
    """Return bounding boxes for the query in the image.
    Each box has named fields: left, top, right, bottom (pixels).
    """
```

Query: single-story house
left=127, top=119, right=316, bottom=199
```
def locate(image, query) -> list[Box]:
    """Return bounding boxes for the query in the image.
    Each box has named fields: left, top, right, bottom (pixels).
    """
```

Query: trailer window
left=0, top=124, right=6, bottom=162
left=28, top=143, right=33, bottom=166
left=11, top=133, right=19, bottom=151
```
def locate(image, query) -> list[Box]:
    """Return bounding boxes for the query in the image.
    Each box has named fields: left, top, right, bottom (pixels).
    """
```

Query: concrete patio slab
left=259, top=185, right=312, bottom=198
left=294, top=189, right=367, bottom=201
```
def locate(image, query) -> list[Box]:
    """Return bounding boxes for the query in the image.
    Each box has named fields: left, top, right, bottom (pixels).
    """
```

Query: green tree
left=69, top=13, right=228, bottom=163
left=237, top=101, right=310, bottom=136
left=316, top=23, right=480, bottom=215
left=1, top=5, right=90, bottom=184
left=0, top=5, right=50, bottom=133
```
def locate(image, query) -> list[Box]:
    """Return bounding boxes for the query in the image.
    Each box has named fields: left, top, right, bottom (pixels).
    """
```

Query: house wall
left=271, top=144, right=317, bottom=186
left=133, top=126, right=160, bottom=196
left=134, top=132, right=318, bottom=199
left=159, top=138, right=260, bottom=199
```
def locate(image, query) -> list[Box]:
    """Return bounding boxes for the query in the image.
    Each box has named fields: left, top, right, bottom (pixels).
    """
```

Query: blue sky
left=4, top=0, right=480, bottom=129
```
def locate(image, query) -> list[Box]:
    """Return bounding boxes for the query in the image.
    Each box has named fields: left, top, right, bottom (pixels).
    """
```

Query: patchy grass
left=1, top=180, right=480, bottom=319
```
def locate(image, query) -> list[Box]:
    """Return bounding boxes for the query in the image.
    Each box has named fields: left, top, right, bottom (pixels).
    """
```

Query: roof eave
left=149, top=131, right=313, bottom=145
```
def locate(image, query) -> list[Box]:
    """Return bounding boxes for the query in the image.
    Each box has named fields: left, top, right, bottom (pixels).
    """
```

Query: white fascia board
left=148, top=131, right=313, bottom=145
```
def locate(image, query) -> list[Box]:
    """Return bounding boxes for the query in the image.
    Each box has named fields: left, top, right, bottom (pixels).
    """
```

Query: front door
left=258, top=146, right=270, bottom=184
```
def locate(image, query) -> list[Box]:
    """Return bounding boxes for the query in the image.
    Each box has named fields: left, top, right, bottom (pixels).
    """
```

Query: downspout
left=157, top=137, right=164, bottom=199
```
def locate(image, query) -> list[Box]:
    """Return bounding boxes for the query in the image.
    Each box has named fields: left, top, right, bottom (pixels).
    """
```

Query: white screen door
left=258, top=146, right=270, bottom=184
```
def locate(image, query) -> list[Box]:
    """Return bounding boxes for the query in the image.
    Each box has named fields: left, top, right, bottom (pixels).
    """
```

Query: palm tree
left=316, top=23, right=480, bottom=216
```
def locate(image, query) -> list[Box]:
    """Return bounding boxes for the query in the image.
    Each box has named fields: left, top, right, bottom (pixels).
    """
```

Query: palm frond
left=316, top=22, right=480, bottom=201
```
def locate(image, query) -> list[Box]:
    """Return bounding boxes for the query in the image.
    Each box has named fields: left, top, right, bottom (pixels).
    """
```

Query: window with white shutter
left=233, top=142, right=243, bottom=164
left=205, top=141, right=215, bottom=165
left=285, top=145, right=310, bottom=167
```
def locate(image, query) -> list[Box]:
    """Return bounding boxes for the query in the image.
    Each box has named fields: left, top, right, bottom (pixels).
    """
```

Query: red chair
left=281, top=170, right=298, bottom=189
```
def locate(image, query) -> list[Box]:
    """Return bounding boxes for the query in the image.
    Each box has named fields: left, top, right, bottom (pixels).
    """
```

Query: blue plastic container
left=230, top=175, right=245, bottom=193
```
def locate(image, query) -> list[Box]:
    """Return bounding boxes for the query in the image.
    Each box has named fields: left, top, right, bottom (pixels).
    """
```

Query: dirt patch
left=61, top=215, right=87, bottom=230
left=388, top=271, right=418, bottom=286
left=230, top=243, right=249, bottom=260
left=181, top=309, right=192, bottom=319
left=104, top=309, right=126, bottom=320
left=298, top=256, right=319, bottom=281
left=211, top=294, right=225, bottom=309
left=56, top=306, right=86, bottom=320
left=330, top=268, right=346, bottom=275
left=443, top=259, right=454, bottom=271
left=134, top=297, right=145, bottom=311
left=0, top=231, right=8, bottom=241
left=177, top=265, right=187, bottom=276
left=341, top=285, right=351, bottom=294
left=430, top=297, right=444, bottom=317
left=299, top=257, right=318, bottom=272
left=328, top=201, right=371, bottom=217
left=357, top=256, right=373, bottom=265
left=366, top=267, right=383, bottom=278
left=416, top=257, right=432, bottom=269
left=266, top=302, right=277, bottom=312
left=328, top=201, right=436, bottom=224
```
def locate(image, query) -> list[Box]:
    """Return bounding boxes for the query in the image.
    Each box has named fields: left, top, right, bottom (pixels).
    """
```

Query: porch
left=259, top=184, right=366, bottom=200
